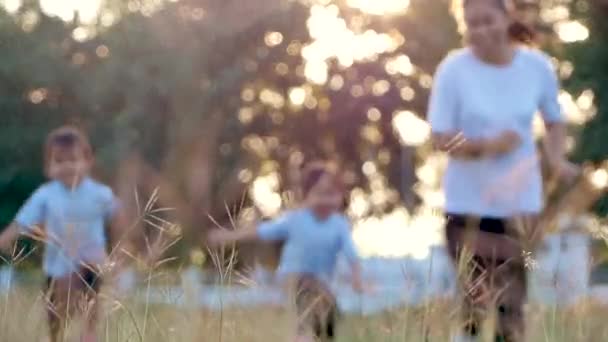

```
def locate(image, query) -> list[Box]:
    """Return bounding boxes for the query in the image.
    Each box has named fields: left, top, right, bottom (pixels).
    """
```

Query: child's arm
left=339, top=221, right=364, bottom=293
left=208, top=226, right=259, bottom=246
left=349, top=260, right=363, bottom=293
left=208, top=212, right=292, bottom=247
left=0, top=223, right=21, bottom=256
left=1, top=187, right=48, bottom=258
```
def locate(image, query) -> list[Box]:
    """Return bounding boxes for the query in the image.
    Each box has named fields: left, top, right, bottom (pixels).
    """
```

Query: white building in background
left=332, top=245, right=457, bottom=314
left=529, top=215, right=592, bottom=307
left=416, top=246, right=457, bottom=301
left=114, top=265, right=138, bottom=297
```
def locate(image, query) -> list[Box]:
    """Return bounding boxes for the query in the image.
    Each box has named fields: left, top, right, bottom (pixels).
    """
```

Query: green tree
left=565, top=0, right=608, bottom=215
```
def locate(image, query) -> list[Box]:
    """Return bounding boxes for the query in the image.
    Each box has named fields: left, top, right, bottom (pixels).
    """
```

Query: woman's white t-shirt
left=428, top=47, right=564, bottom=218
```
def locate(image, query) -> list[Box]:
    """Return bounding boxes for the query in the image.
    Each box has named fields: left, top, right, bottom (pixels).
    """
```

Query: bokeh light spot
left=400, top=86, right=415, bottom=101
left=289, top=87, right=307, bottom=106
left=556, top=20, right=589, bottom=43
left=393, top=110, right=431, bottom=146
left=95, top=45, right=110, bottom=58
left=264, top=31, right=284, bottom=47
left=346, top=0, right=410, bottom=16
left=367, top=108, right=382, bottom=122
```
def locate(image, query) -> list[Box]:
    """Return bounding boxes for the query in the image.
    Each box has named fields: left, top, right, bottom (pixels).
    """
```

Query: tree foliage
left=565, top=0, right=608, bottom=215
left=2, top=0, right=604, bottom=267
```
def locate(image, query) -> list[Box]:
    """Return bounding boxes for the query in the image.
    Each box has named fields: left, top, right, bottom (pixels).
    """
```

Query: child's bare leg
left=47, top=279, right=67, bottom=342
left=47, top=309, right=65, bottom=342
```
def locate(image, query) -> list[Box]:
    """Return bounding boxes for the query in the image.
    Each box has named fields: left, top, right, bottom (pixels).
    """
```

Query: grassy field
left=2, top=280, right=608, bottom=342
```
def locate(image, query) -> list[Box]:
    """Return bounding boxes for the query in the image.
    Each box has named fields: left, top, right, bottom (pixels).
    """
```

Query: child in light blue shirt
left=0, top=126, right=125, bottom=342
left=256, top=207, right=359, bottom=285
left=209, top=162, right=362, bottom=342
left=13, top=176, right=119, bottom=278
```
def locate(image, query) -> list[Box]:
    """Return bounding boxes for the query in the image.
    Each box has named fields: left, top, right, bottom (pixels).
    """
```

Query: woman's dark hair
left=463, top=0, right=535, bottom=44
left=301, top=162, right=342, bottom=197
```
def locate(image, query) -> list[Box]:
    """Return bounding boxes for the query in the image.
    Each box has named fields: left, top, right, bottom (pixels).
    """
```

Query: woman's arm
left=543, top=122, right=579, bottom=180
left=537, top=52, right=578, bottom=180
left=432, top=130, right=521, bottom=159
left=543, top=122, right=566, bottom=164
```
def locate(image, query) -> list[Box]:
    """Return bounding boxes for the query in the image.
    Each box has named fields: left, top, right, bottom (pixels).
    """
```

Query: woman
left=428, top=0, right=578, bottom=341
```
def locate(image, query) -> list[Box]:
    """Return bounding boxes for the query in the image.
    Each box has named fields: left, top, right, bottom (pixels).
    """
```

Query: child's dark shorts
left=45, top=265, right=102, bottom=325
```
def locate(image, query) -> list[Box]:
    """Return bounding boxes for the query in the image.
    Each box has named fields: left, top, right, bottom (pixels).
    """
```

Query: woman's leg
left=446, top=222, right=488, bottom=340
left=494, top=259, right=527, bottom=342
left=446, top=216, right=527, bottom=341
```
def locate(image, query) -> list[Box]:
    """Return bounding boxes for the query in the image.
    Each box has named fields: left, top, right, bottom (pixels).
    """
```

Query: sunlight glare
left=251, top=172, right=283, bottom=217
left=348, top=188, right=370, bottom=218
left=540, top=5, right=570, bottom=23
left=555, top=20, right=589, bottom=43
left=1, top=0, right=21, bottom=13
left=304, top=61, right=329, bottom=84
left=367, top=108, right=382, bottom=122
left=577, top=89, right=595, bottom=112
left=329, top=75, right=344, bottom=90
left=264, top=31, right=284, bottom=47
left=28, top=88, right=47, bottom=104
left=392, top=110, right=431, bottom=146
left=289, top=87, right=307, bottom=106
left=362, top=161, right=378, bottom=176
left=352, top=208, right=444, bottom=259
left=559, top=91, right=594, bottom=125
left=347, top=0, right=410, bottom=15
left=590, top=169, right=608, bottom=190
left=385, top=55, right=414, bottom=76
left=238, top=169, right=253, bottom=183
left=400, top=86, right=415, bottom=101
left=372, top=80, right=391, bottom=96
left=303, top=4, right=403, bottom=84
left=361, top=124, right=383, bottom=144
left=415, top=183, right=445, bottom=209
left=238, top=107, right=255, bottom=124
left=259, top=88, right=285, bottom=109
left=242, top=135, right=269, bottom=158
left=72, top=27, right=95, bottom=42
left=415, top=153, right=446, bottom=187
left=40, top=0, right=102, bottom=24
